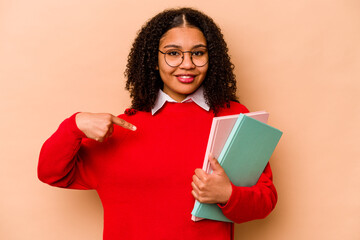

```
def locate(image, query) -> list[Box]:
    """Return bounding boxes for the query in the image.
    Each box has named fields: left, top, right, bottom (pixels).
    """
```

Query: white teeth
left=179, top=76, right=192, bottom=78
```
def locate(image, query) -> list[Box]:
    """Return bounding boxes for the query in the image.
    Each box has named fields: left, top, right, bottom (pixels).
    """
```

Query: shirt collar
left=151, top=86, right=210, bottom=115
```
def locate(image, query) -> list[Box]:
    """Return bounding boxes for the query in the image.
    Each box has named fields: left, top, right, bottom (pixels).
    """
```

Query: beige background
left=1, top=0, right=359, bottom=239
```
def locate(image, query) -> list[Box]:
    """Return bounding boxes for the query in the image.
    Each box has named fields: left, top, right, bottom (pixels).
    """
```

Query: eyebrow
left=163, top=44, right=207, bottom=49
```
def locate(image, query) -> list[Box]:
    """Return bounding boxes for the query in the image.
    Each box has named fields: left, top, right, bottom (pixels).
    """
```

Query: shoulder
left=117, top=108, right=151, bottom=122
left=216, top=101, right=250, bottom=117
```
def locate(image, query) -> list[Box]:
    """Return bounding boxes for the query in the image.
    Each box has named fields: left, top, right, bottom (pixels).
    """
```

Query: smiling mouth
left=176, top=75, right=195, bottom=83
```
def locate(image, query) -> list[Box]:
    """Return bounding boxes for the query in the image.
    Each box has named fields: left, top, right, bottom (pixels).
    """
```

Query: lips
left=176, top=74, right=195, bottom=83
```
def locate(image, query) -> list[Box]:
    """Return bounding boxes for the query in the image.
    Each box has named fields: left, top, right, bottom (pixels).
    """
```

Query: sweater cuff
left=67, top=113, right=87, bottom=139
left=218, top=182, right=241, bottom=212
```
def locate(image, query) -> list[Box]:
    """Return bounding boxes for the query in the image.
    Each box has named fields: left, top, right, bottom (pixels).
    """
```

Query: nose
left=179, top=52, right=195, bottom=69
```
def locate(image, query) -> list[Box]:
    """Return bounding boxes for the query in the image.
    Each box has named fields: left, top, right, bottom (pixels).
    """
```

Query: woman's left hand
left=191, top=154, right=232, bottom=205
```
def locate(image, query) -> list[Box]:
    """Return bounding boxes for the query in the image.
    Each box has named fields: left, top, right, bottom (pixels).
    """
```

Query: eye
left=166, top=50, right=181, bottom=56
left=192, top=51, right=205, bottom=56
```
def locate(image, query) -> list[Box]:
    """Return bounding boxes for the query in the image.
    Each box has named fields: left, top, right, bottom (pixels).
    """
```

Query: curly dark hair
left=125, top=7, right=238, bottom=113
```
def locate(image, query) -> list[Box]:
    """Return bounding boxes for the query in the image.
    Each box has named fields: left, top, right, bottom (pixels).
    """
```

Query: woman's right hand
left=75, top=112, right=136, bottom=142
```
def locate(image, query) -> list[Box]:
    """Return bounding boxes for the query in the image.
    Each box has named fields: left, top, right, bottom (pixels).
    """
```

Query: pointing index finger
left=111, top=115, right=137, bottom=131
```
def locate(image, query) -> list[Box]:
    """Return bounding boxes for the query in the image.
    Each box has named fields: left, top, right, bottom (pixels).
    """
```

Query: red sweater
left=38, top=101, right=277, bottom=240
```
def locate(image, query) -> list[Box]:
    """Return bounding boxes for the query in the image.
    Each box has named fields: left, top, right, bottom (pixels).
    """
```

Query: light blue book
left=191, top=114, right=283, bottom=222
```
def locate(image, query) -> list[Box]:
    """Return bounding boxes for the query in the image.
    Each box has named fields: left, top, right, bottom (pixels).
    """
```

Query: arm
left=219, top=163, right=277, bottom=223
left=38, top=113, right=92, bottom=189
left=192, top=101, right=277, bottom=222
left=38, top=112, right=136, bottom=189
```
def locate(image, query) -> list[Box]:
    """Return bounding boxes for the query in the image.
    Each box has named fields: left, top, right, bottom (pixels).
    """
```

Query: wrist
left=218, top=182, right=235, bottom=208
left=69, top=113, right=87, bottom=138
left=75, top=112, right=89, bottom=134
left=219, top=181, right=232, bottom=205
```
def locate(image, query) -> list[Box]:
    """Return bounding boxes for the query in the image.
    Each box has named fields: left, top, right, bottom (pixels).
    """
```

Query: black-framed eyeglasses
left=158, top=49, right=208, bottom=67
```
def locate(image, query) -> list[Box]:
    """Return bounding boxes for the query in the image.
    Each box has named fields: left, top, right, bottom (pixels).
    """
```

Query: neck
left=162, top=88, right=187, bottom=102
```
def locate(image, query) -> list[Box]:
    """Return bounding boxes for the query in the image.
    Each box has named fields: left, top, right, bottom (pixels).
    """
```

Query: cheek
left=158, top=62, right=175, bottom=77
left=157, top=54, right=165, bottom=71
left=158, top=62, right=166, bottom=72
left=200, top=66, right=208, bottom=78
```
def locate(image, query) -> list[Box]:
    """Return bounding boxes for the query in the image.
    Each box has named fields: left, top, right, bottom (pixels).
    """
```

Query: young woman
left=38, top=7, right=277, bottom=240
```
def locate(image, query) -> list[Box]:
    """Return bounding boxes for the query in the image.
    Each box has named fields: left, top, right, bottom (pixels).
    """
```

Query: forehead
left=159, top=27, right=207, bottom=48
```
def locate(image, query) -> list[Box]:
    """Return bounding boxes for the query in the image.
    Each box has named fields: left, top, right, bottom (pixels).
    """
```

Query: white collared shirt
left=151, top=86, right=210, bottom=115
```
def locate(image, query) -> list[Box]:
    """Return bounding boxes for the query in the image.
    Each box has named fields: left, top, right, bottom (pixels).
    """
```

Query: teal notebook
left=191, top=114, right=283, bottom=222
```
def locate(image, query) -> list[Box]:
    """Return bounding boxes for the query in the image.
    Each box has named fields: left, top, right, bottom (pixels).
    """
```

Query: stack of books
left=191, top=111, right=282, bottom=222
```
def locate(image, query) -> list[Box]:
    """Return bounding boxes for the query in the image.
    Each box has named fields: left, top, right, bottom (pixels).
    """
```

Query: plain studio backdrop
left=0, top=0, right=359, bottom=239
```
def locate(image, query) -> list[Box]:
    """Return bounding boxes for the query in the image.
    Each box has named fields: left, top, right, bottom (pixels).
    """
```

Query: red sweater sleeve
left=217, top=101, right=278, bottom=223
left=37, top=113, right=95, bottom=189
left=219, top=163, right=278, bottom=223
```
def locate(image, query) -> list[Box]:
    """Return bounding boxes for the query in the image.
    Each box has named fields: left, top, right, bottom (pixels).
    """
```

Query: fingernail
left=132, top=126, right=137, bottom=131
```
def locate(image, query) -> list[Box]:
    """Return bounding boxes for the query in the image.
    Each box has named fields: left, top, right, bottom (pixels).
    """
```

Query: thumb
left=111, top=115, right=137, bottom=131
left=208, top=153, right=223, bottom=173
